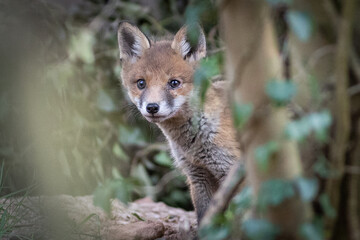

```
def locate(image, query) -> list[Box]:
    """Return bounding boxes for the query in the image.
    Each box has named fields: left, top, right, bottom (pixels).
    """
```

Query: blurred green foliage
left=0, top=0, right=337, bottom=239
left=0, top=0, right=220, bottom=212
left=266, top=79, right=297, bottom=106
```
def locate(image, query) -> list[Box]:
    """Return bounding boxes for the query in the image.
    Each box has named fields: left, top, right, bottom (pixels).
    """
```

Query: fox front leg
left=186, top=165, right=220, bottom=223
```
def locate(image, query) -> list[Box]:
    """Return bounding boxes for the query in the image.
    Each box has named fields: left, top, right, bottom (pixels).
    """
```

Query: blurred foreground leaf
left=300, top=223, right=323, bottom=240
left=319, top=194, right=336, bottom=219
left=118, top=126, right=147, bottom=146
left=93, top=178, right=132, bottom=214
left=295, top=177, right=319, bottom=202
left=258, top=179, right=295, bottom=209
left=255, top=141, right=279, bottom=172
left=97, top=89, right=118, bottom=112
left=194, top=54, right=221, bottom=105
left=154, top=151, right=173, bottom=167
left=229, top=186, right=253, bottom=215
left=286, top=10, right=313, bottom=42
left=242, top=219, right=279, bottom=240
left=232, top=103, right=253, bottom=129
left=285, top=111, right=332, bottom=142
left=266, top=79, right=297, bottom=105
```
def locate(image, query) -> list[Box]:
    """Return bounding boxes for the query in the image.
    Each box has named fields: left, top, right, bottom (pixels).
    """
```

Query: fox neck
left=156, top=101, right=198, bottom=147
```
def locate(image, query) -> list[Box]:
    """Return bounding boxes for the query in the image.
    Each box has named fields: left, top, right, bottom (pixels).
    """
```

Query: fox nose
left=146, top=103, right=159, bottom=114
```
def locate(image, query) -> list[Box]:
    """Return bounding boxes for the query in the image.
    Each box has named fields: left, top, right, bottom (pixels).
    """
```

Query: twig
left=141, top=170, right=181, bottom=195
left=200, top=162, right=245, bottom=227
left=323, top=0, right=360, bottom=82
left=345, top=165, right=360, bottom=175
left=207, top=47, right=226, bottom=55
left=347, top=122, right=360, bottom=240
left=326, top=0, right=356, bottom=237
left=350, top=52, right=360, bottom=83
left=131, top=143, right=168, bottom=170
left=88, top=0, right=118, bottom=33
left=348, top=84, right=360, bottom=96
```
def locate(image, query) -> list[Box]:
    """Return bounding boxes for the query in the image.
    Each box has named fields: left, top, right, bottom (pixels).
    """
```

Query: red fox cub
left=117, top=22, right=241, bottom=222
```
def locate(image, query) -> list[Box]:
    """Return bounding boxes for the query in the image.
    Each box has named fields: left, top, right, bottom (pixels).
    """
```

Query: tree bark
left=220, top=0, right=309, bottom=238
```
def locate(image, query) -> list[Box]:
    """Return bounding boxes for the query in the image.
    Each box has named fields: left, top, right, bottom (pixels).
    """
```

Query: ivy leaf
left=319, top=194, right=336, bottom=218
left=193, top=54, right=221, bottom=105
left=93, top=182, right=113, bottom=214
left=118, top=125, right=147, bottom=146
left=313, top=156, right=339, bottom=178
left=295, top=177, right=318, bottom=202
left=97, top=89, right=117, bottom=112
left=266, top=80, right=297, bottom=105
left=307, top=111, right=332, bottom=141
left=286, top=10, right=313, bottom=42
left=113, top=180, right=131, bottom=204
left=232, top=103, right=253, bottom=129
left=257, top=179, right=295, bottom=209
left=300, top=223, right=323, bottom=240
left=285, top=111, right=332, bottom=142
left=93, top=178, right=133, bottom=214
left=255, top=141, right=279, bottom=172
left=230, top=186, right=253, bottom=215
left=285, top=119, right=311, bottom=142
left=112, top=143, right=129, bottom=163
left=266, top=0, right=293, bottom=6
left=154, top=151, right=173, bottom=168
left=242, top=219, right=279, bottom=240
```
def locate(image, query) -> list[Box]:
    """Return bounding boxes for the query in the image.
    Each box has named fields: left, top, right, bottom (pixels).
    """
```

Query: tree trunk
left=220, top=0, right=309, bottom=238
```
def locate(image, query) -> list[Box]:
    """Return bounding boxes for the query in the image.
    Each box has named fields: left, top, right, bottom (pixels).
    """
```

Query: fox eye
left=137, top=79, right=146, bottom=89
left=169, top=79, right=181, bottom=89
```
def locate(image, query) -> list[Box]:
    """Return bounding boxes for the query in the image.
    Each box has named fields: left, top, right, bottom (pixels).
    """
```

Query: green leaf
left=307, top=74, right=321, bottom=105
left=286, top=10, right=313, bottom=42
left=285, top=119, right=310, bottom=141
left=232, top=102, right=253, bottom=129
left=113, top=180, right=130, bottom=204
left=131, top=212, right=145, bottom=221
left=242, top=219, right=279, bottom=240
left=230, top=186, right=253, bottom=215
left=319, top=194, right=336, bottom=218
left=112, top=143, right=129, bottom=163
left=307, top=111, right=332, bottom=142
left=258, top=179, right=295, bottom=209
left=193, top=55, right=221, bottom=105
left=266, top=79, right=297, bottom=105
left=295, top=177, right=318, bottom=202
left=255, top=141, right=279, bottom=172
left=266, top=0, right=293, bottom=6
left=118, top=125, right=147, bottom=146
left=97, top=89, right=117, bottom=112
left=185, top=2, right=208, bottom=45
left=199, top=213, right=231, bottom=240
left=285, top=111, right=332, bottom=142
left=154, top=151, right=173, bottom=167
left=313, top=156, right=339, bottom=178
left=200, top=225, right=230, bottom=240
left=300, top=223, right=323, bottom=240
left=93, top=178, right=133, bottom=214
left=93, top=183, right=112, bottom=214
left=69, top=30, right=95, bottom=64
left=131, top=164, right=152, bottom=196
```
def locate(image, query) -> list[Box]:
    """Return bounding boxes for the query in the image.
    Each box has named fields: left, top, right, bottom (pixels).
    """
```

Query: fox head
left=117, top=22, right=206, bottom=123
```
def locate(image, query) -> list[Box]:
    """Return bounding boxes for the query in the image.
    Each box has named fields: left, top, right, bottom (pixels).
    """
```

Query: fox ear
left=171, top=25, right=206, bottom=62
left=117, top=22, right=151, bottom=63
